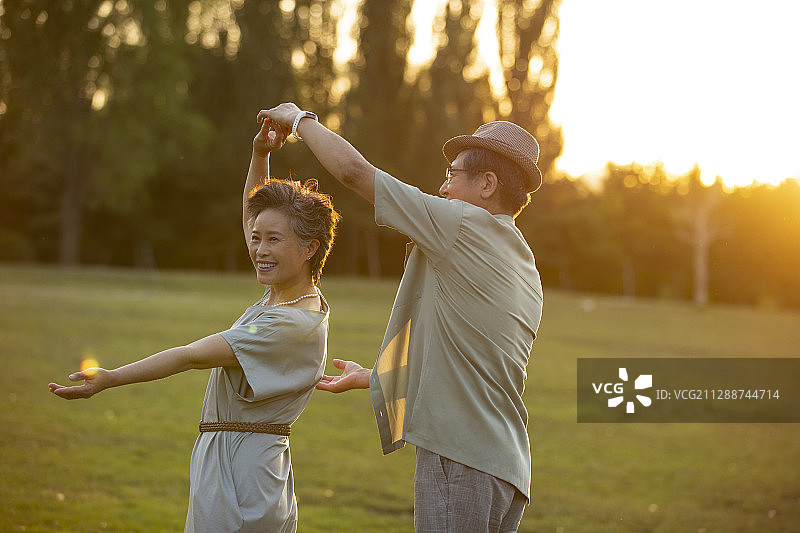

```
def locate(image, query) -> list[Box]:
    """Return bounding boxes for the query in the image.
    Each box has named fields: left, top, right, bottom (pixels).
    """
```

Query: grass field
left=1, top=264, right=799, bottom=532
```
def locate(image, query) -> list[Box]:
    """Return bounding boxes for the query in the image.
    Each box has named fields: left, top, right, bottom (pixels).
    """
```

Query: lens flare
left=80, top=357, right=99, bottom=377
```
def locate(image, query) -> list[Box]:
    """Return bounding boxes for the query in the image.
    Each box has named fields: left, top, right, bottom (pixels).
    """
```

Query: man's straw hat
left=442, top=121, right=543, bottom=192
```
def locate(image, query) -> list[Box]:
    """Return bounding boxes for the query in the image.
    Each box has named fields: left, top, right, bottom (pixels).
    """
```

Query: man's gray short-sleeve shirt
left=370, top=168, right=543, bottom=498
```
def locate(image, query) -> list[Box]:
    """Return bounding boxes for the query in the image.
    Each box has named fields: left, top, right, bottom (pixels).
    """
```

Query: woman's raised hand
left=253, top=116, right=289, bottom=158
left=49, top=367, right=113, bottom=400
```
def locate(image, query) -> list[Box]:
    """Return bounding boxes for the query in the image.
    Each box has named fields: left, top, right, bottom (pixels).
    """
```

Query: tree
left=497, top=0, right=562, bottom=176
left=713, top=179, right=800, bottom=308
left=335, top=0, right=414, bottom=277
left=1, top=1, right=108, bottom=264
left=600, top=163, right=687, bottom=300
left=404, top=0, right=494, bottom=194
left=672, top=167, right=726, bottom=307
left=525, top=175, right=617, bottom=292
left=180, top=0, right=298, bottom=269
left=0, top=0, right=208, bottom=264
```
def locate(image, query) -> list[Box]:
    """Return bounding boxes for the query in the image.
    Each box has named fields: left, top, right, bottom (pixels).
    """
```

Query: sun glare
left=90, top=89, right=108, bottom=111
left=406, top=0, right=444, bottom=71
left=549, top=0, right=800, bottom=188
left=80, top=356, right=99, bottom=377
left=332, top=0, right=358, bottom=68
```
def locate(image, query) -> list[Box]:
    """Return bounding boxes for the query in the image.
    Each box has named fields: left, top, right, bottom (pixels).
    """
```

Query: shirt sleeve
left=374, top=168, right=463, bottom=263
left=218, top=310, right=326, bottom=402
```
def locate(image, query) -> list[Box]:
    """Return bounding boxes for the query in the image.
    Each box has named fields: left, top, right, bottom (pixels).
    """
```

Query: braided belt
left=199, top=421, right=291, bottom=436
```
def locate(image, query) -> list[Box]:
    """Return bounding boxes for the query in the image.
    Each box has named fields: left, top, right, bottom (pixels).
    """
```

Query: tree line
left=1, top=0, right=798, bottom=310
left=527, top=165, right=800, bottom=309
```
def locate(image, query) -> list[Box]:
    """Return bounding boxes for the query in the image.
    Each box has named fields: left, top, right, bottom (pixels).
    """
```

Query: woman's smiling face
left=248, top=208, right=312, bottom=289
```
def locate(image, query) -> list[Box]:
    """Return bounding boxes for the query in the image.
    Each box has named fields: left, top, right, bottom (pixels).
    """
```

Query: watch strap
left=291, top=110, right=318, bottom=141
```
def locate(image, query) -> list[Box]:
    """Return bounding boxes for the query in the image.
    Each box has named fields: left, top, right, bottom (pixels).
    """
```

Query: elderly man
left=258, top=103, right=544, bottom=532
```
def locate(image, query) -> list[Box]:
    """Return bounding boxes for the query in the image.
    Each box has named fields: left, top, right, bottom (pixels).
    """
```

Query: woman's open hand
left=253, top=116, right=289, bottom=158
left=48, top=367, right=113, bottom=400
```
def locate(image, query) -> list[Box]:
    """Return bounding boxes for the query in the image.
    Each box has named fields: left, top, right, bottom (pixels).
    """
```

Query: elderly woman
left=48, top=117, right=340, bottom=532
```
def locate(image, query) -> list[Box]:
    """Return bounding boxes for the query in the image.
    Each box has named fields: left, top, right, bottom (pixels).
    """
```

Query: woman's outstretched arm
left=48, top=334, right=238, bottom=400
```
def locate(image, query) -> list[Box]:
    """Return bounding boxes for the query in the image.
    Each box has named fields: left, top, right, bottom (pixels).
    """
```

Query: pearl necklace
left=268, top=290, right=319, bottom=307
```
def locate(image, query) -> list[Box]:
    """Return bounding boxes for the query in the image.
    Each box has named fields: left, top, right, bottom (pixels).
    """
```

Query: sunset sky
left=549, top=0, right=800, bottom=188
left=402, top=0, right=800, bottom=188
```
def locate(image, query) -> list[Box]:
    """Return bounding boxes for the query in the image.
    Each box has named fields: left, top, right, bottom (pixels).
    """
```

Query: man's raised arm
left=257, top=104, right=376, bottom=204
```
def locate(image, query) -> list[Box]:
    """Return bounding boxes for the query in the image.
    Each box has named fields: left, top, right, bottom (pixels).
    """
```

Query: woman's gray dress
left=184, top=293, right=329, bottom=533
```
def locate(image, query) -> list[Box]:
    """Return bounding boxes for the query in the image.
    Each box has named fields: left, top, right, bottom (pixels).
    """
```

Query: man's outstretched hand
left=316, top=359, right=371, bottom=393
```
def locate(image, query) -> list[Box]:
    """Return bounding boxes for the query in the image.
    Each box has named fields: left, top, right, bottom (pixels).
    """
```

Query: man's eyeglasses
left=445, top=167, right=467, bottom=182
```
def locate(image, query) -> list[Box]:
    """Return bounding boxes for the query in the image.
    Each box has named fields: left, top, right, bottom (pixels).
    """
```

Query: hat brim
left=443, top=135, right=542, bottom=193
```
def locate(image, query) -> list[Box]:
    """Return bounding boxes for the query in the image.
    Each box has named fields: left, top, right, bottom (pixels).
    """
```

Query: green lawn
left=1, top=265, right=799, bottom=532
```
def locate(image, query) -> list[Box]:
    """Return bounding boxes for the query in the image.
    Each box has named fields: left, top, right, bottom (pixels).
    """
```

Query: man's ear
left=479, top=171, right=500, bottom=199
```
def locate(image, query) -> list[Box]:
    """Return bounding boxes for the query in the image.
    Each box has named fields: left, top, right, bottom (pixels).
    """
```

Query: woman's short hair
left=247, top=178, right=340, bottom=284
left=460, top=148, right=531, bottom=216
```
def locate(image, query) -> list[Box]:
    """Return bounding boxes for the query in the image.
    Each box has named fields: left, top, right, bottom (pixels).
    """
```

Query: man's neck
left=467, top=198, right=514, bottom=218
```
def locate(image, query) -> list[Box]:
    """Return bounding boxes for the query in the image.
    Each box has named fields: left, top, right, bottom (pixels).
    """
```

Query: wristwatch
left=291, top=110, right=318, bottom=141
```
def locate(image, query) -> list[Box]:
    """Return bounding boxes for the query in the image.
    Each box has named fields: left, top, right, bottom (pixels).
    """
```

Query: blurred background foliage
left=1, top=0, right=798, bottom=309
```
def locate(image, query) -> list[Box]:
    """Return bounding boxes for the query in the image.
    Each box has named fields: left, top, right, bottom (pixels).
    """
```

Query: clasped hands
left=253, top=103, right=303, bottom=157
